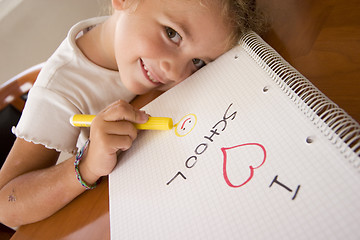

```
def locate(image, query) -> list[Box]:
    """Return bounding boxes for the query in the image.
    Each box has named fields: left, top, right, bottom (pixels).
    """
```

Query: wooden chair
left=0, top=63, right=43, bottom=168
left=0, top=63, right=43, bottom=238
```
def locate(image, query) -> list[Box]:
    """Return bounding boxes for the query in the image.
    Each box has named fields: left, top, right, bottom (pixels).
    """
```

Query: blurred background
left=0, top=0, right=107, bottom=85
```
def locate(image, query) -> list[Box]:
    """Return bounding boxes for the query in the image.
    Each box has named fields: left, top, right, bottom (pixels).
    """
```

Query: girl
left=0, top=0, right=265, bottom=227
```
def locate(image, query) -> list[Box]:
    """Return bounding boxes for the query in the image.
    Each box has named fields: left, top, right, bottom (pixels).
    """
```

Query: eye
left=192, top=58, right=206, bottom=69
left=165, top=27, right=182, bottom=44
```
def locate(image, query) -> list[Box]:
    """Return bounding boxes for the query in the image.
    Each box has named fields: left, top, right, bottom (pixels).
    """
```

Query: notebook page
left=109, top=45, right=360, bottom=239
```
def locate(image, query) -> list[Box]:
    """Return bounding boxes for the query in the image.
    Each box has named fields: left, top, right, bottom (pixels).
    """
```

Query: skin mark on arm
left=8, top=188, right=16, bottom=202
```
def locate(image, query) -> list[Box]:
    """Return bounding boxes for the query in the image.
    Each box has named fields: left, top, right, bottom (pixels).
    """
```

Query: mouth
left=140, top=59, right=162, bottom=86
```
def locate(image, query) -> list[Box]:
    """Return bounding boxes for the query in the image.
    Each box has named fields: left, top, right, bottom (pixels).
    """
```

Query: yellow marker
left=70, top=114, right=173, bottom=130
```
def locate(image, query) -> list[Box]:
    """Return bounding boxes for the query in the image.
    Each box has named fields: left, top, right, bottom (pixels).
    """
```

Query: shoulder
left=34, top=17, right=112, bottom=90
left=68, top=16, right=109, bottom=41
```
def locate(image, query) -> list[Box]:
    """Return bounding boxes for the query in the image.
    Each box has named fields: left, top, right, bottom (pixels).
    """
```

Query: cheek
left=115, top=27, right=165, bottom=62
left=134, top=23, right=170, bottom=58
left=138, top=33, right=167, bottom=58
left=157, top=76, right=185, bottom=91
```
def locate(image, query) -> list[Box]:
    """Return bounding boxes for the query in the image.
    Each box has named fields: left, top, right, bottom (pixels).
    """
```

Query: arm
left=0, top=100, right=148, bottom=227
left=0, top=138, right=85, bottom=227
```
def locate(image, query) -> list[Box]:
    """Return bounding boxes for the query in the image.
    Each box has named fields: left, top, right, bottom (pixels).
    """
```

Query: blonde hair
left=213, top=0, right=267, bottom=48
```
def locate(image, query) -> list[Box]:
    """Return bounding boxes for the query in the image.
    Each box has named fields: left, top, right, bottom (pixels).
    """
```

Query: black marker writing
left=269, top=175, right=301, bottom=200
left=167, top=103, right=237, bottom=185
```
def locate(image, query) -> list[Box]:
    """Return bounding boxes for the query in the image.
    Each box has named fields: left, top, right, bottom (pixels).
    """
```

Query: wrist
left=74, top=139, right=101, bottom=190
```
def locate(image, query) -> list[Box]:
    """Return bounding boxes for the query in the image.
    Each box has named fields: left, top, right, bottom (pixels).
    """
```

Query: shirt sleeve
left=13, top=85, right=81, bottom=154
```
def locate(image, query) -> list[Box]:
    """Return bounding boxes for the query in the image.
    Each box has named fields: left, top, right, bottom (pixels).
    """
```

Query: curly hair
left=216, top=0, right=268, bottom=48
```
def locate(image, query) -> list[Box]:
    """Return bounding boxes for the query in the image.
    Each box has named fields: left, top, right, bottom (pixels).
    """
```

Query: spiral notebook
left=109, top=32, right=360, bottom=239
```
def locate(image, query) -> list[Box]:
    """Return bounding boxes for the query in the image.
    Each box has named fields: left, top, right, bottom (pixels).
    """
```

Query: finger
left=98, top=134, right=134, bottom=152
left=101, top=100, right=148, bottom=123
left=101, top=121, right=138, bottom=141
left=88, top=133, right=134, bottom=159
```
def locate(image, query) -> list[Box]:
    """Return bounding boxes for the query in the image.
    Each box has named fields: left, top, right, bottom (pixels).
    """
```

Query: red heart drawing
left=221, top=143, right=267, bottom=188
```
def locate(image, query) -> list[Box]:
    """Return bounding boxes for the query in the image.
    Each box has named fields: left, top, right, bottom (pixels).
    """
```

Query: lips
left=140, top=59, right=162, bottom=86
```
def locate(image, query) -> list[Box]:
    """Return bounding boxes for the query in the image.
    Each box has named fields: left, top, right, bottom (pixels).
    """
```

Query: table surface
left=11, top=0, right=360, bottom=239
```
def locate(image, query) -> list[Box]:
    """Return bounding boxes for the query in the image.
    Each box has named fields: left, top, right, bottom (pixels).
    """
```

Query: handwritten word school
left=166, top=103, right=237, bottom=185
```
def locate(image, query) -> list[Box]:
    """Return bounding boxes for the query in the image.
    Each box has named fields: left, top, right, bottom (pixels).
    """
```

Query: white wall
left=0, top=0, right=107, bottom=85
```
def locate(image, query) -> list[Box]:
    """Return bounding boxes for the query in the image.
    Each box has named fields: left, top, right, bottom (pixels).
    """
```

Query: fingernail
left=139, top=110, right=149, bottom=122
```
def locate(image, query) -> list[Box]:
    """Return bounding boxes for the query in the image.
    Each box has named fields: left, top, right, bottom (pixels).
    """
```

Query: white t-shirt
left=13, top=17, right=136, bottom=154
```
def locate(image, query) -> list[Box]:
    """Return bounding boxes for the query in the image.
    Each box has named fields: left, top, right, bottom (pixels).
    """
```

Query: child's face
left=112, top=0, right=232, bottom=95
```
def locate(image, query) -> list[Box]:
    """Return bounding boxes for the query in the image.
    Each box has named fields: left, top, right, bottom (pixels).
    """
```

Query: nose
left=159, top=57, right=192, bottom=83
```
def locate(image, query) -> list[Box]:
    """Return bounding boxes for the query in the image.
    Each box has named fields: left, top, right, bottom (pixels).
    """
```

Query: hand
left=79, top=100, right=148, bottom=183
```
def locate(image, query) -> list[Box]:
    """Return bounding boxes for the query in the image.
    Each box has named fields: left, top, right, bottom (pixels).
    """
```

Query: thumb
left=134, top=110, right=149, bottom=124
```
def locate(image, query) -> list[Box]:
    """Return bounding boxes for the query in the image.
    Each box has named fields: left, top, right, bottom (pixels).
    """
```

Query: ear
left=112, top=0, right=126, bottom=10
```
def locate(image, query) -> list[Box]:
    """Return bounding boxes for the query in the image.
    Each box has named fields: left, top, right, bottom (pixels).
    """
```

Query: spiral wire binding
left=240, top=32, right=360, bottom=167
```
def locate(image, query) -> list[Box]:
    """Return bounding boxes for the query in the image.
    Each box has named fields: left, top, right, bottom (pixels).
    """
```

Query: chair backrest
left=0, top=63, right=43, bottom=112
left=0, top=63, right=43, bottom=167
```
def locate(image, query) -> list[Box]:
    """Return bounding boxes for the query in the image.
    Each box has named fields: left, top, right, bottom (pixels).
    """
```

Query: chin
left=130, top=86, right=151, bottom=95
left=158, top=84, right=174, bottom=92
